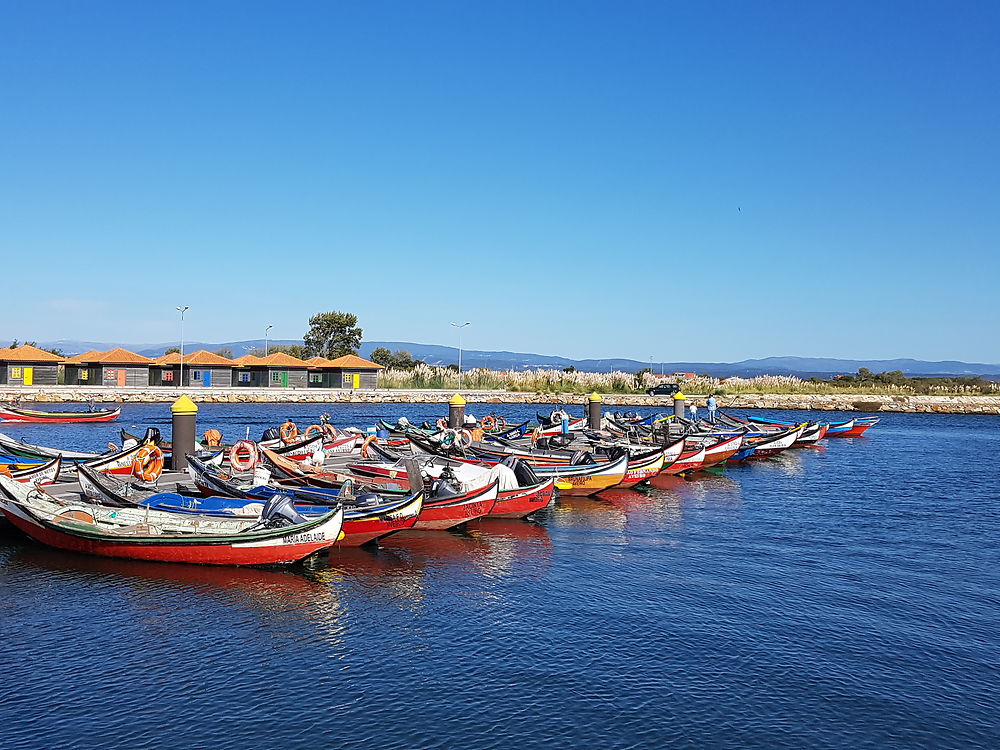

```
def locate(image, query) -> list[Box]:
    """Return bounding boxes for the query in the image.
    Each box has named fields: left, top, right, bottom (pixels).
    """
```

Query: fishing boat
left=6, top=456, right=62, bottom=486
left=413, top=480, right=500, bottom=530
left=0, top=432, right=106, bottom=461
left=0, top=475, right=344, bottom=566
left=658, top=445, right=707, bottom=476
left=531, top=453, right=630, bottom=496
left=0, top=404, right=121, bottom=423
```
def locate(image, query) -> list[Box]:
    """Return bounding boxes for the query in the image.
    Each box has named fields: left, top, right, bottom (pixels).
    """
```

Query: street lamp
left=175, top=306, right=189, bottom=386
left=450, top=321, right=471, bottom=388
left=265, top=325, right=273, bottom=356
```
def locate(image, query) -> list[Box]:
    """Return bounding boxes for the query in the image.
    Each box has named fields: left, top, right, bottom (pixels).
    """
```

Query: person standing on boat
left=706, top=395, right=718, bottom=423
left=689, top=400, right=698, bottom=422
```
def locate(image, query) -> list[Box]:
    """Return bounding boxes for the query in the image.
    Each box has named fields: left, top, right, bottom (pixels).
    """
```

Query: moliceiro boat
left=0, top=475, right=344, bottom=566
left=0, top=404, right=122, bottom=423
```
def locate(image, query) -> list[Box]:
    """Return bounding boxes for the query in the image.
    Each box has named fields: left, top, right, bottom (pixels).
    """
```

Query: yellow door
left=23, top=367, right=33, bottom=385
left=352, top=373, right=360, bottom=389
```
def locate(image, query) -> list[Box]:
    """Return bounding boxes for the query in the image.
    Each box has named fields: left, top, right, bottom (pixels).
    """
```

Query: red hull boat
left=414, top=481, right=499, bottom=530
left=490, top=478, right=555, bottom=518
left=0, top=405, right=121, bottom=423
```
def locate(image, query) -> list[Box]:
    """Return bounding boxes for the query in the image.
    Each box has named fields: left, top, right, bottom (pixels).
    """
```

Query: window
left=163, top=371, right=174, bottom=383
left=239, top=372, right=250, bottom=383
left=310, top=374, right=322, bottom=383
left=11, top=367, right=21, bottom=378
left=271, top=372, right=282, bottom=382
left=192, top=370, right=202, bottom=380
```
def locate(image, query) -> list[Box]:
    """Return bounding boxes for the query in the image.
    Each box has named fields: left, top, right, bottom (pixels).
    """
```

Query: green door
left=282, top=371, right=288, bottom=387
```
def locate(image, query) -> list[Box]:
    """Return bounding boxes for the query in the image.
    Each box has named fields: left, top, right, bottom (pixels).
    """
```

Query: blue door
left=204, top=371, right=211, bottom=387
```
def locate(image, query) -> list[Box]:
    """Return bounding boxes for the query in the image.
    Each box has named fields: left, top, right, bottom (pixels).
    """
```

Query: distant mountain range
left=28, top=339, right=1000, bottom=379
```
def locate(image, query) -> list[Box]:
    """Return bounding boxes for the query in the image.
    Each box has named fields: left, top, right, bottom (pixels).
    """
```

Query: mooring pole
left=588, top=391, right=602, bottom=430
left=448, top=393, right=466, bottom=429
left=171, top=394, right=198, bottom=471
left=673, top=391, right=686, bottom=421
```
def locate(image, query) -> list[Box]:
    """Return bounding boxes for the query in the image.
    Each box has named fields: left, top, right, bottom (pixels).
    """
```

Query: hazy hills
left=28, top=339, right=1000, bottom=379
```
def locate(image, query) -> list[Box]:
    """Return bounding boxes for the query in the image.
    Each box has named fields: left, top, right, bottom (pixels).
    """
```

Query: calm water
left=1, top=403, right=998, bottom=749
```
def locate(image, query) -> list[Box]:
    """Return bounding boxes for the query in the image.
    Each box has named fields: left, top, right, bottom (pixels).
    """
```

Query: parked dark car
left=646, top=383, right=680, bottom=396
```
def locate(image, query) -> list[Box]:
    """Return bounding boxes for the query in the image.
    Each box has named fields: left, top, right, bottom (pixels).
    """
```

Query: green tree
left=214, top=346, right=233, bottom=359
left=303, top=311, right=362, bottom=359
left=389, top=349, right=418, bottom=369
left=164, top=347, right=181, bottom=355
left=370, top=347, right=393, bottom=367
left=249, top=343, right=310, bottom=360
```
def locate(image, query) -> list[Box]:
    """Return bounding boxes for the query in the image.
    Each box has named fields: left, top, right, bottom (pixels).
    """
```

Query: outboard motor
left=142, top=427, right=162, bottom=445
left=258, top=495, right=309, bottom=528
left=549, top=434, right=574, bottom=450
left=570, top=450, right=595, bottom=466
left=431, top=467, right=462, bottom=498
left=261, top=426, right=281, bottom=442
left=351, top=492, right=382, bottom=509
left=501, top=456, right=540, bottom=487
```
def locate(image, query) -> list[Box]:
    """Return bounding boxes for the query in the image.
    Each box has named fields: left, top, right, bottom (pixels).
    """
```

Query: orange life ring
left=496, top=416, right=507, bottom=429
left=229, top=440, right=258, bottom=471
left=131, top=445, right=165, bottom=482
left=361, top=435, right=378, bottom=459
left=457, top=429, right=473, bottom=449
left=322, top=423, right=337, bottom=439
left=481, top=415, right=496, bottom=431
left=279, top=421, right=299, bottom=443
left=436, top=418, right=447, bottom=431
left=203, top=428, right=223, bottom=447
left=304, top=424, right=324, bottom=439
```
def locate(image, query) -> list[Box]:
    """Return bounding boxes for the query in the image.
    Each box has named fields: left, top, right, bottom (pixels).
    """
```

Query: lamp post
left=175, top=305, right=189, bottom=387
left=450, top=321, right=471, bottom=388
left=265, top=325, right=273, bottom=356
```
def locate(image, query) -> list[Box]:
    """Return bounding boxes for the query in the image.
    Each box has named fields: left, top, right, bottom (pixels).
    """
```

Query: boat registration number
left=283, top=532, right=326, bottom=544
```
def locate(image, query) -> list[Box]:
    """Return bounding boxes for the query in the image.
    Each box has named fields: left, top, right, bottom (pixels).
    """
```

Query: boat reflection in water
left=8, top=543, right=342, bottom=638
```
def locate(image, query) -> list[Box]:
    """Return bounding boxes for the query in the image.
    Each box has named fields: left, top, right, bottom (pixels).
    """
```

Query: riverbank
left=2, top=386, right=999, bottom=414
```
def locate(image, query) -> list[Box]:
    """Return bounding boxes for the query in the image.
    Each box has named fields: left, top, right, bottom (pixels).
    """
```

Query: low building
left=150, top=350, right=235, bottom=387
left=320, top=354, right=384, bottom=389
left=233, top=352, right=310, bottom=388
left=64, top=348, right=152, bottom=386
left=0, top=344, right=62, bottom=386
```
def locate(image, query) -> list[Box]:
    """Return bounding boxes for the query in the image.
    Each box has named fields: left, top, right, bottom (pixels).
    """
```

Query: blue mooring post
left=170, top=394, right=197, bottom=471
left=588, top=392, right=602, bottom=430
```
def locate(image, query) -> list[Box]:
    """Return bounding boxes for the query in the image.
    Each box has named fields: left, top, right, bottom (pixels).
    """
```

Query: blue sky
left=2, top=1, right=997, bottom=363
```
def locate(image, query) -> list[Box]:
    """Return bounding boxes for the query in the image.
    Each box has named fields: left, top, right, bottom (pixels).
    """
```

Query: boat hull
left=0, top=405, right=121, bottom=423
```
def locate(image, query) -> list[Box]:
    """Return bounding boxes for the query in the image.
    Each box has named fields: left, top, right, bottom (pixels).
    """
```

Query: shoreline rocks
left=0, top=387, right=997, bottom=414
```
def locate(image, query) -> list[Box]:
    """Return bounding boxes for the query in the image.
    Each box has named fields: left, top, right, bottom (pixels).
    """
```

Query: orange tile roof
left=62, top=349, right=104, bottom=364
left=155, top=349, right=234, bottom=366
left=257, top=352, right=310, bottom=367
left=95, top=347, right=154, bottom=364
left=324, top=354, right=385, bottom=369
left=0, top=344, right=65, bottom=363
left=231, top=354, right=266, bottom=366
left=306, top=356, right=337, bottom=367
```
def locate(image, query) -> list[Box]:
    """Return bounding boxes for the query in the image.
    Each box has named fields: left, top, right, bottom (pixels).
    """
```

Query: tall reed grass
left=378, top=365, right=1000, bottom=396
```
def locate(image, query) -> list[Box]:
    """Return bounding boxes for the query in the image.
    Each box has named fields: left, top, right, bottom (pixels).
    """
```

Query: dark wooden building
left=0, top=344, right=62, bottom=386
left=310, top=354, right=384, bottom=389
left=150, top=350, right=235, bottom=388
left=64, top=348, right=152, bottom=386
left=233, top=353, right=310, bottom=388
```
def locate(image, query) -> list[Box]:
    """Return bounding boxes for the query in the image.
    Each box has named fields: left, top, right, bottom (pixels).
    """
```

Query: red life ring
left=229, top=440, right=259, bottom=471
left=481, top=415, right=497, bottom=431
left=131, top=445, right=165, bottom=482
